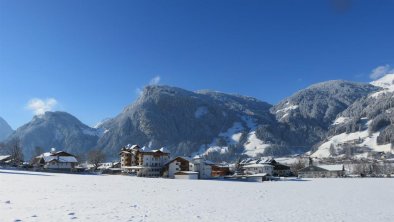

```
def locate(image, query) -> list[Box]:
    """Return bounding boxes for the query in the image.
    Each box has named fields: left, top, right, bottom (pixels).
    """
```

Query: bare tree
left=87, top=149, right=106, bottom=170
left=33, top=146, right=44, bottom=158
left=353, top=162, right=369, bottom=177
left=234, top=158, right=243, bottom=174
left=6, top=138, right=24, bottom=166
left=290, top=159, right=306, bottom=177
left=0, top=142, right=6, bottom=154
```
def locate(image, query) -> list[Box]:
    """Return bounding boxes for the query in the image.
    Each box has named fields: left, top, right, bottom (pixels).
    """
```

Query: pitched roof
left=36, top=151, right=78, bottom=163
left=243, top=163, right=273, bottom=168
left=0, top=155, right=11, bottom=161
left=164, top=156, right=192, bottom=166
left=43, top=156, right=78, bottom=163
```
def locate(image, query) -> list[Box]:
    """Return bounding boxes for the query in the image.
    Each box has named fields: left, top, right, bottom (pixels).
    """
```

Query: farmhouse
left=163, top=156, right=214, bottom=179
left=211, top=164, right=230, bottom=177
left=163, top=156, right=194, bottom=178
left=120, top=144, right=170, bottom=177
left=298, top=164, right=345, bottom=178
left=243, top=163, right=274, bottom=176
left=240, top=158, right=290, bottom=176
left=31, top=149, right=78, bottom=170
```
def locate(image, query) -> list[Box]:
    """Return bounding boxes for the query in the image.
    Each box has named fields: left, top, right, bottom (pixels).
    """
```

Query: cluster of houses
left=0, top=144, right=357, bottom=180
left=119, top=144, right=228, bottom=179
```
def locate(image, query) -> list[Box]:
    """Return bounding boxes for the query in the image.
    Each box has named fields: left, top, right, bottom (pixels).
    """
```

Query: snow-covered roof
left=175, top=171, right=199, bottom=175
left=43, top=156, right=78, bottom=163
left=125, top=144, right=140, bottom=150
left=140, top=146, right=151, bottom=152
left=243, top=163, right=273, bottom=168
left=164, top=156, right=193, bottom=166
left=158, top=147, right=170, bottom=154
left=0, top=155, right=11, bottom=161
left=247, top=173, right=268, bottom=177
left=150, top=147, right=171, bottom=154
left=36, top=151, right=78, bottom=163
left=193, top=155, right=202, bottom=159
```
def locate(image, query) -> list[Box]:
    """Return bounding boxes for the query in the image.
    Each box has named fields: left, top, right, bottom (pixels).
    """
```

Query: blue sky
left=1, top=0, right=394, bottom=129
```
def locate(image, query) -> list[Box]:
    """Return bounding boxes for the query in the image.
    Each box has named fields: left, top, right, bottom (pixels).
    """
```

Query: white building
left=120, top=144, right=170, bottom=177
left=242, top=163, right=274, bottom=176
left=192, top=156, right=213, bottom=179
left=31, top=149, right=78, bottom=170
left=164, top=156, right=194, bottom=178
left=163, top=156, right=213, bottom=179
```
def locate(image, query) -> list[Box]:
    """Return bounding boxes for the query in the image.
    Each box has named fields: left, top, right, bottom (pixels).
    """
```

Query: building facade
left=242, top=163, right=274, bottom=176
left=31, top=149, right=78, bottom=170
left=120, top=144, right=170, bottom=177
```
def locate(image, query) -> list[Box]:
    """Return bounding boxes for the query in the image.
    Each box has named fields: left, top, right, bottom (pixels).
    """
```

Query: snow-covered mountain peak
left=370, top=74, right=394, bottom=89
left=369, top=74, right=394, bottom=98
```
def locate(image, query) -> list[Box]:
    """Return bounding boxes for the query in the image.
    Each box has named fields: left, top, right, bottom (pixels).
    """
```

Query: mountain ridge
left=4, top=75, right=394, bottom=160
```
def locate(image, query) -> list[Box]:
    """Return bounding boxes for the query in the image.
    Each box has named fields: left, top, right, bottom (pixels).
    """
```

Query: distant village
left=1, top=142, right=394, bottom=182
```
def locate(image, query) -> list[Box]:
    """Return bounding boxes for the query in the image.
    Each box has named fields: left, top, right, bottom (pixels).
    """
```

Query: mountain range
left=2, top=74, right=394, bottom=160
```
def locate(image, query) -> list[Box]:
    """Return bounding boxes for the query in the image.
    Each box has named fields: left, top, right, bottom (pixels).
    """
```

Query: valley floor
left=0, top=169, right=393, bottom=222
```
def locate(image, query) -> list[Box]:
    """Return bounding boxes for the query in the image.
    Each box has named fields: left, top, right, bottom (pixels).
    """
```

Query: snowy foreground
left=1, top=170, right=393, bottom=222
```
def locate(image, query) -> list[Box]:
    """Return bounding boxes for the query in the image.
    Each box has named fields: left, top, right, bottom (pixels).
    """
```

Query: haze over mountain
left=0, top=117, right=13, bottom=141
left=5, top=112, right=99, bottom=159
left=4, top=75, right=394, bottom=160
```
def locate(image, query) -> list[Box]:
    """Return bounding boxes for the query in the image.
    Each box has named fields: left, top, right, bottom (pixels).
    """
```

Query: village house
left=163, top=156, right=215, bottom=179
left=98, top=162, right=121, bottom=174
left=191, top=156, right=213, bottom=179
left=240, top=157, right=291, bottom=176
left=120, top=144, right=170, bottom=177
left=298, top=164, right=345, bottom=178
left=163, top=156, right=197, bottom=179
left=211, top=164, right=231, bottom=177
left=31, top=149, right=78, bottom=170
left=242, top=163, right=274, bottom=176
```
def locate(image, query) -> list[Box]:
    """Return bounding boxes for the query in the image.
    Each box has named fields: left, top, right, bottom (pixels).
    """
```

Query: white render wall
left=142, top=154, right=169, bottom=167
left=244, top=165, right=274, bottom=175
left=192, top=163, right=212, bottom=179
left=168, top=160, right=194, bottom=178
left=44, top=162, right=74, bottom=169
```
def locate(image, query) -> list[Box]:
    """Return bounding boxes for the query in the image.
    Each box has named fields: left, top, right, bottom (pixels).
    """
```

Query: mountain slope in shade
left=6, top=111, right=99, bottom=159
left=312, top=74, right=394, bottom=158
left=271, top=80, right=379, bottom=147
left=3, top=77, right=390, bottom=161
left=96, top=85, right=285, bottom=158
left=0, top=117, right=13, bottom=141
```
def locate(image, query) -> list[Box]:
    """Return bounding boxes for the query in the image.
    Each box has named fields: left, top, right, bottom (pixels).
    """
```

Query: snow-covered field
left=1, top=170, right=393, bottom=222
